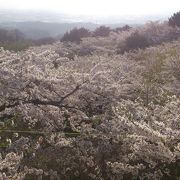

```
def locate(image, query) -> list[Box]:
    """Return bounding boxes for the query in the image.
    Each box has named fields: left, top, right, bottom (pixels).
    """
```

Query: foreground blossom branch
left=0, top=81, right=88, bottom=113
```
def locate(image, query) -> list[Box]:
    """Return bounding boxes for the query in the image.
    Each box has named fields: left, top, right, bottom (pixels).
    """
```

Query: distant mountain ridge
left=0, top=9, right=169, bottom=39
left=0, top=21, right=100, bottom=39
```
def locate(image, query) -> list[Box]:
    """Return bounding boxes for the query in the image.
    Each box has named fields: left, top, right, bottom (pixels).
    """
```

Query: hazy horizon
left=0, top=0, right=179, bottom=17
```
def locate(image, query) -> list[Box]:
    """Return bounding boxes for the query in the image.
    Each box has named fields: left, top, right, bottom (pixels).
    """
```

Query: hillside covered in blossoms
left=0, top=19, right=180, bottom=179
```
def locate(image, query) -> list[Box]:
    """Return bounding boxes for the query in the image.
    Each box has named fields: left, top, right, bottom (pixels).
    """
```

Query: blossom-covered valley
left=0, top=21, right=180, bottom=179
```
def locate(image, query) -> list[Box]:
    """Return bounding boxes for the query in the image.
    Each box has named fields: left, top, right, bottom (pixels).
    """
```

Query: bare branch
left=0, top=81, right=87, bottom=113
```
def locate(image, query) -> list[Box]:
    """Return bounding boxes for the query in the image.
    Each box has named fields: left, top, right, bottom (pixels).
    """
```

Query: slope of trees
left=0, top=29, right=25, bottom=42
left=169, top=11, right=180, bottom=27
left=117, top=31, right=150, bottom=54
left=0, top=12, right=180, bottom=180
left=61, top=27, right=91, bottom=43
left=93, top=26, right=111, bottom=37
left=0, top=33, right=180, bottom=179
left=0, top=28, right=56, bottom=51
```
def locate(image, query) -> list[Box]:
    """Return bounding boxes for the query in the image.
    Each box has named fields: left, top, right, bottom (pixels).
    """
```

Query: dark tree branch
left=0, top=81, right=87, bottom=113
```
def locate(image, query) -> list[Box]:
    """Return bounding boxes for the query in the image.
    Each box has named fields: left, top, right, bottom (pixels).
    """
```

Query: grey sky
left=0, top=0, right=179, bottom=16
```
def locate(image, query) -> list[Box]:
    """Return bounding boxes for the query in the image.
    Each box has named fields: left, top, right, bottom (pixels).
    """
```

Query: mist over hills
left=0, top=21, right=100, bottom=39
left=0, top=9, right=169, bottom=39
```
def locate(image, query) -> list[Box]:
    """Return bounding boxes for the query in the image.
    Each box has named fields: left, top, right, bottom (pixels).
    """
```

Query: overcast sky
left=0, top=0, right=179, bottom=16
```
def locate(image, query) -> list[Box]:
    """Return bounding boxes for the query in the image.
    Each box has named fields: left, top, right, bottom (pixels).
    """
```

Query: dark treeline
left=61, top=25, right=131, bottom=43
left=0, top=28, right=56, bottom=51
left=0, top=25, right=131, bottom=51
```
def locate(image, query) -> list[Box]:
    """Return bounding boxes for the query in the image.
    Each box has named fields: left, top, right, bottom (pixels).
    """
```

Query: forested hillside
left=0, top=16, right=180, bottom=179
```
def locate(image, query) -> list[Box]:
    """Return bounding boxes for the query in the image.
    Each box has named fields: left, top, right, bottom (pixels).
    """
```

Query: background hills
left=0, top=9, right=168, bottom=39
